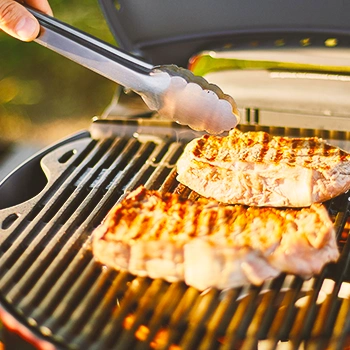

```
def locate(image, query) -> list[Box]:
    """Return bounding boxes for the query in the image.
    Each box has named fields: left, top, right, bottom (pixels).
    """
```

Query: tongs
left=25, top=6, right=240, bottom=134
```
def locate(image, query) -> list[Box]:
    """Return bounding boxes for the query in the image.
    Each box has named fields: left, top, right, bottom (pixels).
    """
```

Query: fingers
left=0, top=0, right=52, bottom=41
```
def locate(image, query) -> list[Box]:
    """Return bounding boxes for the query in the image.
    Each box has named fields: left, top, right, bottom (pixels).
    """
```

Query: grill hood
left=98, top=0, right=350, bottom=131
left=98, top=0, right=350, bottom=67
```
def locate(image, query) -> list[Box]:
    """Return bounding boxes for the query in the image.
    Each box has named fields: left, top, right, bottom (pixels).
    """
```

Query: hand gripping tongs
left=25, top=6, right=240, bottom=134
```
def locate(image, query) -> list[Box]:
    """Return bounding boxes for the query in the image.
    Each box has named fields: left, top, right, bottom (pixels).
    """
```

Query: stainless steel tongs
left=25, top=6, right=240, bottom=134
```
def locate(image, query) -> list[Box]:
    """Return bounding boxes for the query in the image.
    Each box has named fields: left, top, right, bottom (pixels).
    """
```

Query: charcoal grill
left=0, top=119, right=349, bottom=350
left=1, top=0, right=350, bottom=349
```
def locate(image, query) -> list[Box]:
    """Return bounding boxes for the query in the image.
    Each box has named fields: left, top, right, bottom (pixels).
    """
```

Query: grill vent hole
left=2, top=213, right=19, bottom=230
left=58, top=150, right=77, bottom=164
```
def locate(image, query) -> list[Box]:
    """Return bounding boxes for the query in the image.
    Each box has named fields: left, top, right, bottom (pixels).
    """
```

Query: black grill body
left=0, top=119, right=349, bottom=350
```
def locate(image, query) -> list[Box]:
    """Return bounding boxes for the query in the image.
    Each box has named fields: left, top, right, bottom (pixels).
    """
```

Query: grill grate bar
left=327, top=298, right=350, bottom=350
left=73, top=271, right=136, bottom=348
left=0, top=138, right=106, bottom=284
left=14, top=138, right=167, bottom=317
left=114, top=141, right=182, bottom=195
left=265, top=276, right=303, bottom=346
left=2, top=138, right=126, bottom=303
left=0, top=137, right=95, bottom=247
left=219, top=287, right=262, bottom=350
left=133, top=281, right=189, bottom=350
left=310, top=277, right=349, bottom=341
left=197, top=288, right=242, bottom=350
left=179, top=288, right=221, bottom=350
left=1, top=138, right=126, bottom=309
left=0, top=138, right=101, bottom=245
left=114, top=279, right=170, bottom=349
left=29, top=247, right=93, bottom=324
left=309, top=293, right=341, bottom=345
left=240, top=279, right=285, bottom=349
left=89, top=277, right=153, bottom=350
left=41, top=258, right=101, bottom=332
left=54, top=265, right=120, bottom=340
left=333, top=202, right=350, bottom=282
left=144, top=142, right=184, bottom=190
left=10, top=136, right=182, bottom=344
left=157, top=287, right=201, bottom=350
left=288, top=276, right=327, bottom=348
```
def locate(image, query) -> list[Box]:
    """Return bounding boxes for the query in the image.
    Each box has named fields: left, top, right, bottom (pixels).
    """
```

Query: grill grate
left=0, top=120, right=349, bottom=349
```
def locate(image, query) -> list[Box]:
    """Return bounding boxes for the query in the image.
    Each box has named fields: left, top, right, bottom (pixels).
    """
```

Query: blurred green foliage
left=0, top=0, right=117, bottom=142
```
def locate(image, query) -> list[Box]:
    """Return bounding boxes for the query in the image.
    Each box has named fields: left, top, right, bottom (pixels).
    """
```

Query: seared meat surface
left=92, top=186, right=339, bottom=290
left=176, top=129, right=350, bottom=207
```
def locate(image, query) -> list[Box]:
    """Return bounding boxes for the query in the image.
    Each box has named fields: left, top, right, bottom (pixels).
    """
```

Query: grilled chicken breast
left=176, top=129, right=350, bottom=207
left=92, top=186, right=339, bottom=291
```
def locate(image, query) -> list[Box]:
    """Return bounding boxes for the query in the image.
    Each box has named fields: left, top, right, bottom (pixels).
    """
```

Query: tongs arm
left=25, top=6, right=240, bottom=134
left=25, top=6, right=160, bottom=89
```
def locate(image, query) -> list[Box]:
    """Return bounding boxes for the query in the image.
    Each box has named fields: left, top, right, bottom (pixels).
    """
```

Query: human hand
left=0, top=0, right=52, bottom=41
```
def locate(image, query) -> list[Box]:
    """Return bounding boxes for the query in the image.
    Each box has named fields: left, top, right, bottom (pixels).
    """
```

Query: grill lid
left=0, top=119, right=350, bottom=349
left=98, top=0, right=350, bottom=66
left=97, top=0, right=350, bottom=129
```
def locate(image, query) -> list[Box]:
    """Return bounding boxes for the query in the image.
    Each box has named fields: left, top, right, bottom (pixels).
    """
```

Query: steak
left=92, top=186, right=339, bottom=291
left=176, top=129, right=350, bottom=207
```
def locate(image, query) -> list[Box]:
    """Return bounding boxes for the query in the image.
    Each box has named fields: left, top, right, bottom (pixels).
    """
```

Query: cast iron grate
left=0, top=120, right=349, bottom=350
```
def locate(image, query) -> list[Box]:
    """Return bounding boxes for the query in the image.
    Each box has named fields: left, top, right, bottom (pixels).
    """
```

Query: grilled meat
left=92, top=186, right=339, bottom=291
left=176, top=129, right=350, bottom=207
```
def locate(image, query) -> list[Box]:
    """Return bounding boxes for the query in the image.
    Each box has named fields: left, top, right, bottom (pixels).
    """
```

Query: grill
left=1, top=1, right=350, bottom=348
left=0, top=119, right=350, bottom=349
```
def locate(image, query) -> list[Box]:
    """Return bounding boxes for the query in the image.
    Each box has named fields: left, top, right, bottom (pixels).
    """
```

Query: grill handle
left=24, top=5, right=240, bottom=134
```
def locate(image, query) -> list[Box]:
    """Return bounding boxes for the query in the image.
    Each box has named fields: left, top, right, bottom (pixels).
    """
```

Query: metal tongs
left=25, top=6, right=240, bottom=134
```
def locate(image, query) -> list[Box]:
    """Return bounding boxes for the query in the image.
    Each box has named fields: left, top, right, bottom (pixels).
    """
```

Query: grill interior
left=0, top=119, right=349, bottom=350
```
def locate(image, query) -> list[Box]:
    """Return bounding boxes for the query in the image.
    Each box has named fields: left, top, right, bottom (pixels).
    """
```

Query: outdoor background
left=0, top=0, right=117, bottom=146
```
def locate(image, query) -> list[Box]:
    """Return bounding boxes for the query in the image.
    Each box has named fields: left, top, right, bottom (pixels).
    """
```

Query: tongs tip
left=143, top=66, right=240, bottom=134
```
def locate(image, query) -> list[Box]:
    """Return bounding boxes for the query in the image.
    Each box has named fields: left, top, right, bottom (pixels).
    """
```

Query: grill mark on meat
left=151, top=214, right=167, bottom=240
left=176, top=129, right=350, bottom=207
left=256, top=133, right=270, bottom=162
left=207, top=209, right=218, bottom=236
left=274, top=147, right=284, bottom=162
left=247, top=138, right=255, bottom=147
left=193, top=134, right=212, bottom=159
left=217, top=206, right=231, bottom=240
left=323, top=143, right=332, bottom=156
left=240, top=148, right=249, bottom=161
left=340, top=149, right=348, bottom=162
left=289, top=139, right=300, bottom=164
left=321, top=143, right=333, bottom=170
left=184, top=202, right=194, bottom=237
left=199, top=131, right=350, bottom=170
left=173, top=200, right=188, bottom=239
left=196, top=206, right=211, bottom=237
left=164, top=200, right=182, bottom=240
left=92, top=187, right=340, bottom=290
left=308, top=139, right=316, bottom=158
left=134, top=217, right=151, bottom=240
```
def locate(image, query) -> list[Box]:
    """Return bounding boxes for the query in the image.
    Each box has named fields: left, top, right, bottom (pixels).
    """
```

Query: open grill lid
left=0, top=119, right=349, bottom=349
left=97, top=0, right=350, bottom=130
left=97, top=0, right=350, bottom=66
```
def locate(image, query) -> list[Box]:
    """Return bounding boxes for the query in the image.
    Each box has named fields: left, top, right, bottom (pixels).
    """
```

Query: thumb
left=0, top=0, right=39, bottom=41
